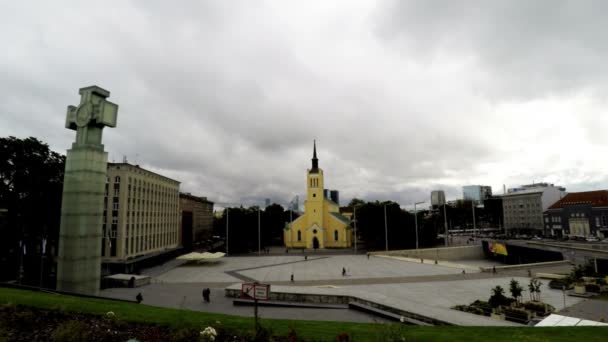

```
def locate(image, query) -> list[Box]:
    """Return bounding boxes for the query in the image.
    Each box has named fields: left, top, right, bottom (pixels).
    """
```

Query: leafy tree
left=509, top=279, right=523, bottom=304
left=212, top=204, right=300, bottom=254
left=488, top=285, right=508, bottom=308
left=528, top=278, right=543, bottom=301
left=0, top=136, right=65, bottom=285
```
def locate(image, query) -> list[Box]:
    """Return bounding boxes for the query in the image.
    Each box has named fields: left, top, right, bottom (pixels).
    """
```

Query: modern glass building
left=463, top=185, right=492, bottom=203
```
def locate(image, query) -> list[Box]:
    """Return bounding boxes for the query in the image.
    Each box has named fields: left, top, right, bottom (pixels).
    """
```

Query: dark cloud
left=376, top=0, right=608, bottom=99
left=1, top=1, right=607, bottom=208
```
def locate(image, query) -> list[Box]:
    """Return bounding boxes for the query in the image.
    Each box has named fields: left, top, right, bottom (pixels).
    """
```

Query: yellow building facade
left=284, top=142, right=352, bottom=249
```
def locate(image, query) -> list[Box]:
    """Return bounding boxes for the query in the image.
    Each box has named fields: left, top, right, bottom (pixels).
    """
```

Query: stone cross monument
left=57, top=86, right=118, bottom=295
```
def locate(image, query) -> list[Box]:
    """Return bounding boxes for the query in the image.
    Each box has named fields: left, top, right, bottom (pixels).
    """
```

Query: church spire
left=311, top=140, right=319, bottom=172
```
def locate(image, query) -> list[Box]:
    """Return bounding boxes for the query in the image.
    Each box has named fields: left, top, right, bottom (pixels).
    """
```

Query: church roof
left=330, top=211, right=350, bottom=224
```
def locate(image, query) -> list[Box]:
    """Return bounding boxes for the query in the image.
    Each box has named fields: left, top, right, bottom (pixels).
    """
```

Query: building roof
left=180, top=192, right=214, bottom=204
left=108, top=162, right=180, bottom=184
left=548, top=190, right=608, bottom=209
left=498, top=188, right=546, bottom=197
left=330, top=211, right=351, bottom=224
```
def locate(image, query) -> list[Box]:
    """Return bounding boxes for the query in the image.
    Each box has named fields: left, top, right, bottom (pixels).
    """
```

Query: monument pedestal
left=56, top=86, right=118, bottom=295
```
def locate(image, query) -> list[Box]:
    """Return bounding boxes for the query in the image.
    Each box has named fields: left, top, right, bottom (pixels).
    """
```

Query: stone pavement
left=102, top=283, right=387, bottom=323
left=100, top=253, right=588, bottom=325
left=559, top=299, right=608, bottom=322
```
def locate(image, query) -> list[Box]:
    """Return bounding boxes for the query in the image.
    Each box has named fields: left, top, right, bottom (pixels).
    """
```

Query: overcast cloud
left=1, top=0, right=607, bottom=209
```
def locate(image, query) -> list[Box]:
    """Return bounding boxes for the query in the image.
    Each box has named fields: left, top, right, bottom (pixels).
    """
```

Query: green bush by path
left=1, top=287, right=607, bottom=341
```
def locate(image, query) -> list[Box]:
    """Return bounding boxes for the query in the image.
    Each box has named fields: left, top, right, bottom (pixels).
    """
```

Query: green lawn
left=1, top=287, right=607, bottom=341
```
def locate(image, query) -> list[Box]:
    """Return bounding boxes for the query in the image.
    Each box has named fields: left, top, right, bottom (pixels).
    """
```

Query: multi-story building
left=463, top=185, right=492, bottom=204
left=543, top=191, right=608, bottom=238
left=508, top=183, right=566, bottom=194
left=431, top=190, right=446, bottom=209
left=102, top=163, right=180, bottom=272
left=180, top=193, right=214, bottom=249
left=323, top=189, right=340, bottom=205
left=501, top=184, right=565, bottom=235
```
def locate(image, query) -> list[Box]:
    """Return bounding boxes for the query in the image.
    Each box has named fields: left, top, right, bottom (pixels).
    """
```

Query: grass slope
left=1, top=287, right=607, bottom=341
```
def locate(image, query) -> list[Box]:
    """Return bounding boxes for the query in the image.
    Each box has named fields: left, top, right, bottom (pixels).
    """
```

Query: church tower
left=284, top=140, right=352, bottom=249
left=305, top=141, right=324, bottom=236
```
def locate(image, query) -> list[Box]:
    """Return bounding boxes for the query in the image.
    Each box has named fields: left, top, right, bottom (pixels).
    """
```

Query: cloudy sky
left=2, top=1, right=607, bottom=209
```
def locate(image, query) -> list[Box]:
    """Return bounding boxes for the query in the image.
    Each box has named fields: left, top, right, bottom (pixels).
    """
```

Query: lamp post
left=384, top=204, right=388, bottom=251
left=414, top=201, right=425, bottom=249
left=353, top=205, right=362, bottom=254
left=443, top=204, right=449, bottom=247
left=472, top=201, right=477, bottom=237
left=258, top=207, right=261, bottom=256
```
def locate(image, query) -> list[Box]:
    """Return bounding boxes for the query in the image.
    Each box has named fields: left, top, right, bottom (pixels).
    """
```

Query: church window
left=297, top=231, right=302, bottom=241
left=334, top=230, right=338, bottom=241
left=313, top=193, right=316, bottom=198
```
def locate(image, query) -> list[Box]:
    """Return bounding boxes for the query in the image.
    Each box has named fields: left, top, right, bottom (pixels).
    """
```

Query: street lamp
left=414, top=201, right=425, bottom=249
left=352, top=204, right=363, bottom=254
left=443, top=204, right=449, bottom=247
left=384, top=204, right=389, bottom=251
left=472, top=201, right=477, bottom=237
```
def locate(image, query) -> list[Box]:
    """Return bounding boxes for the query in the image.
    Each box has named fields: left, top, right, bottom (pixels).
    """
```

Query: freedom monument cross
left=57, top=86, right=118, bottom=295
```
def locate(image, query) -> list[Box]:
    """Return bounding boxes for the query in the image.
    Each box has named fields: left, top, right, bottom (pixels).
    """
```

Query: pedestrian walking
left=290, top=273, right=294, bottom=282
left=492, top=266, right=496, bottom=274
left=462, top=269, right=466, bottom=275
left=304, top=255, right=308, bottom=261
left=136, top=292, right=143, bottom=304
left=342, top=267, right=346, bottom=276
left=527, top=269, right=532, bottom=277
left=367, top=253, right=370, bottom=260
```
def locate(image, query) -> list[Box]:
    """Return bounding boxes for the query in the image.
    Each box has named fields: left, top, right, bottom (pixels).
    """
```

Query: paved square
left=101, top=254, right=587, bottom=326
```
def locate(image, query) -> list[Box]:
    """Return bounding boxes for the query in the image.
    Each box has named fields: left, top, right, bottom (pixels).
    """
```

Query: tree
left=528, top=278, right=543, bottom=301
left=0, top=136, right=65, bottom=285
left=488, top=285, right=508, bottom=308
left=509, top=279, right=523, bottom=304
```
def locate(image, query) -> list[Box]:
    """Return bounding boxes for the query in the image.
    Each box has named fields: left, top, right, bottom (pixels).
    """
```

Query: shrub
left=502, top=307, right=531, bottom=324
left=523, top=301, right=555, bottom=316
left=170, top=327, right=200, bottom=342
left=470, top=300, right=493, bottom=316
left=51, top=321, right=91, bottom=342
left=489, top=286, right=511, bottom=308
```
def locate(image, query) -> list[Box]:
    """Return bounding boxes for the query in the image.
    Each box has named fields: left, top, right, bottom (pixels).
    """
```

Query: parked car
left=586, top=236, right=599, bottom=242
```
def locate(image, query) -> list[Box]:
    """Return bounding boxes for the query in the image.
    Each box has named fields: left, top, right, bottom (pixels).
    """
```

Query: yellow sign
left=489, top=242, right=508, bottom=256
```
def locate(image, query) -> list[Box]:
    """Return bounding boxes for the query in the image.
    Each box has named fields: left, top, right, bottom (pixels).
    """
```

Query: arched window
left=334, top=230, right=338, bottom=241
left=297, top=231, right=302, bottom=241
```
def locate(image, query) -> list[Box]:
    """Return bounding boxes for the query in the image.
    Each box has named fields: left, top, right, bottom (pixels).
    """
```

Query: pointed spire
left=311, top=140, right=319, bottom=172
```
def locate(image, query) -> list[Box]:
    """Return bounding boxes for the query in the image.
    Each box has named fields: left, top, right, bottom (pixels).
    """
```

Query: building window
left=113, top=202, right=119, bottom=210
left=112, top=216, right=118, bottom=224
left=297, top=231, right=302, bottom=241
left=115, top=176, right=120, bottom=183
left=334, top=230, right=338, bottom=241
